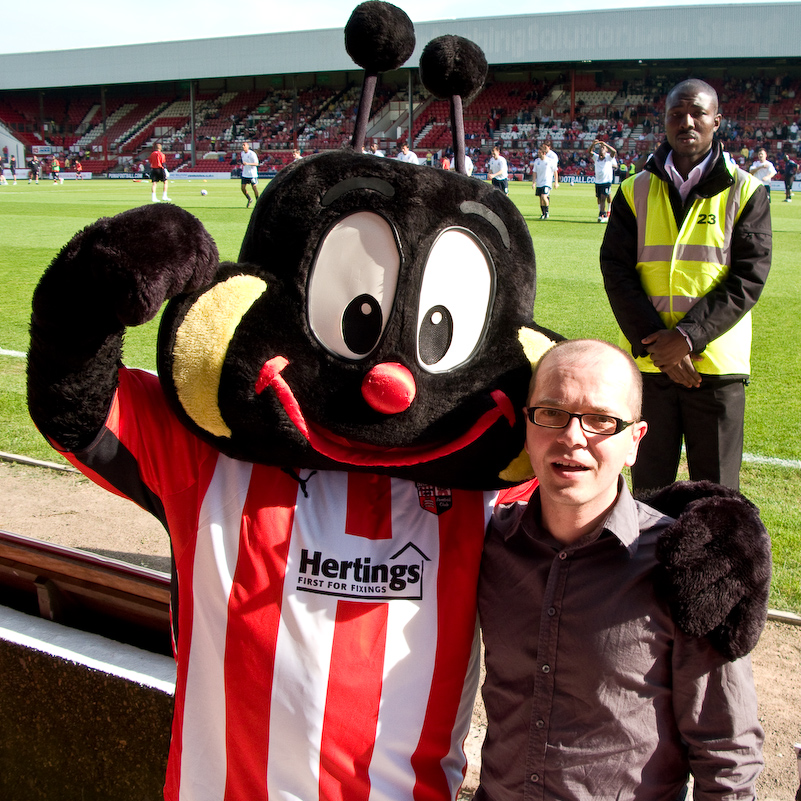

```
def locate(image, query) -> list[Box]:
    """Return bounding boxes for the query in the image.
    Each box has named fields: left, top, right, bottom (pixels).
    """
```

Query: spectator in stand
left=369, top=142, right=384, bottom=157
left=149, top=143, right=171, bottom=202
left=396, top=143, right=418, bottom=164
left=589, top=140, right=618, bottom=222
left=532, top=144, right=558, bottom=220
left=749, top=148, right=777, bottom=203
left=239, top=142, right=260, bottom=209
left=782, top=154, right=798, bottom=201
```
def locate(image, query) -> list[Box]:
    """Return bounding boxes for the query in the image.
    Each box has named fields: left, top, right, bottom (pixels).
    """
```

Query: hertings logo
left=295, top=542, right=430, bottom=601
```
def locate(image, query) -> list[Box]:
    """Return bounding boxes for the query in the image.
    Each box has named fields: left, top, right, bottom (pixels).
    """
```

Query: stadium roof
left=1, top=3, right=800, bottom=91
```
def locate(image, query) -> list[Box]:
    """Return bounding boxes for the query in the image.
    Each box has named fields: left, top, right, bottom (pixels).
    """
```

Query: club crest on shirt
left=294, top=542, right=430, bottom=602
left=416, top=483, right=453, bottom=516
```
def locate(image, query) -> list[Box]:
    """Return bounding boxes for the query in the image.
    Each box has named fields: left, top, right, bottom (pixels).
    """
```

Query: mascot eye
left=417, top=228, right=494, bottom=373
left=308, top=211, right=400, bottom=360
left=342, top=294, right=383, bottom=355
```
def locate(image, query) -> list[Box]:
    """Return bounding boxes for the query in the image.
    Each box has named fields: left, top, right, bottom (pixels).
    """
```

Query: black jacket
left=600, top=139, right=772, bottom=370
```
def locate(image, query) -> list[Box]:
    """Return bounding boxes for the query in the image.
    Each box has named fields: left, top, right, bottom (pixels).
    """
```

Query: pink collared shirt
left=664, top=148, right=715, bottom=202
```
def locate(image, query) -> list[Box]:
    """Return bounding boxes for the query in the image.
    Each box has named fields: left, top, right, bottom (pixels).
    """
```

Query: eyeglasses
left=525, top=406, right=635, bottom=436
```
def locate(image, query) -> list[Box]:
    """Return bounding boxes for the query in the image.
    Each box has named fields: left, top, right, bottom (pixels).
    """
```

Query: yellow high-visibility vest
left=620, top=162, right=763, bottom=375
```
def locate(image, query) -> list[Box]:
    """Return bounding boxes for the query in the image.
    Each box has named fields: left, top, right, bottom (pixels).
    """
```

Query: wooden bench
left=0, top=529, right=172, bottom=655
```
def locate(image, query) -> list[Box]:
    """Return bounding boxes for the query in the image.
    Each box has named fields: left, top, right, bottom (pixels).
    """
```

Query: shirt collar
left=664, top=147, right=715, bottom=202
left=600, top=479, right=642, bottom=556
left=509, top=477, right=642, bottom=557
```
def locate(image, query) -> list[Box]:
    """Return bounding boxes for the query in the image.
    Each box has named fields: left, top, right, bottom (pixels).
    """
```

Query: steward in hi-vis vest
left=600, top=85, right=772, bottom=494
left=616, top=146, right=765, bottom=376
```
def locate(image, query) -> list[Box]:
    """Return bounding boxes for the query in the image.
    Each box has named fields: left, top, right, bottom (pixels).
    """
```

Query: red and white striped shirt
left=64, top=368, right=522, bottom=801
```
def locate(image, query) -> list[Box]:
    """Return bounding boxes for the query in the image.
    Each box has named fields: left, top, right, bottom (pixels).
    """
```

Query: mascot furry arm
left=28, top=204, right=220, bottom=451
left=27, top=3, right=770, bottom=799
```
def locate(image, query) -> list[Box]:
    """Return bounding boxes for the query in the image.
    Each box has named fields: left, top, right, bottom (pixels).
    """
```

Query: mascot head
left=157, top=2, right=556, bottom=489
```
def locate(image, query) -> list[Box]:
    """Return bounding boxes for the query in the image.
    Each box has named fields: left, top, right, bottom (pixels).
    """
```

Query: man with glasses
left=476, top=338, right=763, bottom=801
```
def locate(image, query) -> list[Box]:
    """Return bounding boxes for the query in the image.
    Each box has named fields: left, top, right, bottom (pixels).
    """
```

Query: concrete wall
left=0, top=605, right=175, bottom=801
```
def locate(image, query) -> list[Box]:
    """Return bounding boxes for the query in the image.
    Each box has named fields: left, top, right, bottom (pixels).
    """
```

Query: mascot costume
left=27, top=4, right=771, bottom=799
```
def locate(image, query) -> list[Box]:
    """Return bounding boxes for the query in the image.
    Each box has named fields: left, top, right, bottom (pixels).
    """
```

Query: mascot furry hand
left=645, top=481, right=772, bottom=661
left=27, top=3, right=769, bottom=799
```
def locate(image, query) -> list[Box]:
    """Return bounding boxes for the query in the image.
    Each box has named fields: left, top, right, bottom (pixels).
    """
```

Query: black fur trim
left=644, top=481, right=772, bottom=660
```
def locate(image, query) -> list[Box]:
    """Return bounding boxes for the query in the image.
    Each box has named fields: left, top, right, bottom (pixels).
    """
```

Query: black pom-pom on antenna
left=419, top=35, right=488, bottom=103
left=345, top=1, right=416, bottom=73
left=419, top=35, right=488, bottom=175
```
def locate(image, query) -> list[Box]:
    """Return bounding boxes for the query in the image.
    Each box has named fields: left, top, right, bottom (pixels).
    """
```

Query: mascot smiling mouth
left=256, top=355, right=517, bottom=467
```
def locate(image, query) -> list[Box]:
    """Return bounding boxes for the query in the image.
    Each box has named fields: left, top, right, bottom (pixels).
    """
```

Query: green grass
left=1, top=176, right=799, bottom=611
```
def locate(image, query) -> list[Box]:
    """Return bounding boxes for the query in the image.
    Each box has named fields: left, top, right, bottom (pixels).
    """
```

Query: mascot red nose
left=27, top=3, right=770, bottom=800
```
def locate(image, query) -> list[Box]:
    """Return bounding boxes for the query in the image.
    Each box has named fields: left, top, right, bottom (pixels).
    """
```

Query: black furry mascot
left=27, top=4, right=770, bottom=799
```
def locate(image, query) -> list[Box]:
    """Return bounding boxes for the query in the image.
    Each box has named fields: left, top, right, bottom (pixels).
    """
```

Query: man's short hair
left=666, top=78, right=720, bottom=115
left=528, top=339, right=643, bottom=420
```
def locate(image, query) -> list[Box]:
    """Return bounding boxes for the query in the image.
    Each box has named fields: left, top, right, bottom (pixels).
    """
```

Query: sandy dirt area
left=2, top=458, right=799, bottom=798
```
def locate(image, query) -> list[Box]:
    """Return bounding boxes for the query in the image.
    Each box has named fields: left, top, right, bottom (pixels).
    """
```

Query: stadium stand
left=2, top=73, right=800, bottom=177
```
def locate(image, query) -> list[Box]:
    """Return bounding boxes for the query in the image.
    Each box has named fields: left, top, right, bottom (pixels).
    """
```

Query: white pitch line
left=743, top=453, right=801, bottom=470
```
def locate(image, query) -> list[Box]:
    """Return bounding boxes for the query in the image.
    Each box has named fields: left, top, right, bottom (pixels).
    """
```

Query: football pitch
left=1, top=175, right=799, bottom=611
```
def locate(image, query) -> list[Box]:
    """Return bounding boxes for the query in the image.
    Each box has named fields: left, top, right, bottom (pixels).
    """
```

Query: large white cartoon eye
left=417, top=228, right=494, bottom=373
left=308, top=212, right=400, bottom=360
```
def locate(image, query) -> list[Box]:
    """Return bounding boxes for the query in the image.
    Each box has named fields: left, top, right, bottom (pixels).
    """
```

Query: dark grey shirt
left=478, top=480, right=763, bottom=801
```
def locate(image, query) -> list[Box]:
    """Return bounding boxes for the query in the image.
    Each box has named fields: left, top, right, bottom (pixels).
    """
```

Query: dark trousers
left=632, top=373, right=746, bottom=492
left=491, top=177, right=508, bottom=194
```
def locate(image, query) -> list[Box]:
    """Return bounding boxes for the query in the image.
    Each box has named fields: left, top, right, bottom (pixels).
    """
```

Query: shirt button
left=530, top=774, right=540, bottom=783
left=542, top=664, right=550, bottom=673
left=536, top=719, right=545, bottom=728
left=558, top=551, right=568, bottom=560
left=548, top=607, right=556, bottom=616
